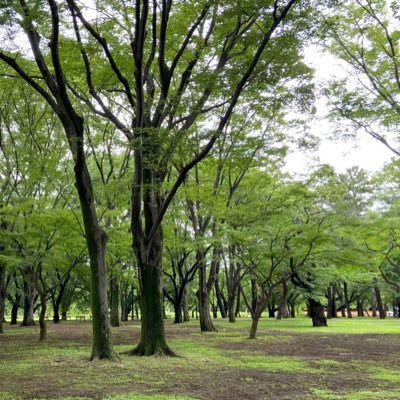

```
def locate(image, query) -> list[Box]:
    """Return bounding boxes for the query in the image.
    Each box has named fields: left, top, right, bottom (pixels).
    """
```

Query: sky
left=284, top=47, right=395, bottom=175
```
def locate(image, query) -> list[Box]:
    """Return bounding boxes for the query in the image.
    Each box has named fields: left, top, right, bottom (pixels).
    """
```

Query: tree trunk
left=343, top=281, right=352, bottom=319
left=249, top=316, right=260, bottom=339
left=197, top=250, right=217, bottom=332
left=173, top=302, right=183, bottom=323
left=215, top=279, right=227, bottom=318
left=129, top=230, right=174, bottom=356
left=327, top=283, right=337, bottom=319
left=309, top=299, right=327, bottom=327
left=357, top=299, right=364, bottom=317
left=228, top=294, right=236, bottom=323
left=21, top=270, right=35, bottom=327
left=39, top=292, right=47, bottom=341
left=0, top=266, right=6, bottom=333
left=53, top=303, right=60, bottom=323
left=276, top=281, right=289, bottom=320
left=235, top=285, right=241, bottom=318
left=110, top=275, right=120, bottom=327
left=10, top=301, right=19, bottom=325
left=183, top=287, right=190, bottom=322
left=374, top=282, right=385, bottom=319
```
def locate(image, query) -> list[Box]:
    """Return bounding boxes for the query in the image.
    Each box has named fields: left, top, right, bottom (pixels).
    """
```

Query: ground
left=0, top=317, right=400, bottom=400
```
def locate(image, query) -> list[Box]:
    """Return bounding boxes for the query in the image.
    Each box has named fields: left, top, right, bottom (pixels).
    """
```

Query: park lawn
left=0, top=317, right=399, bottom=400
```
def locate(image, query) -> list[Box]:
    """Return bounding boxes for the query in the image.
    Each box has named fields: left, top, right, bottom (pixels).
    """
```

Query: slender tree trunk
left=197, top=250, right=216, bottom=332
left=343, top=281, right=352, bottom=318
left=0, top=266, right=6, bottom=333
left=276, top=281, right=288, bottom=320
left=228, top=293, right=236, bottom=323
left=21, top=270, right=35, bottom=327
left=110, top=275, right=120, bottom=327
left=215, top=279, right=227, bottom=318
left=374, top=283, right=385, bottom=319
left=183, top=287, right=190, bottom=322
left=249, top=315, right=260, bottom=339
left=235, top=285, right=241, bottom=318
left=357, top=300, right=364, bottom=317
left=53, top=303, right=60, bottom=323
left=327, top=283, right=337, bottom=319
left=39, top=292, right=47, bottom=341
left=10, top=301, right=19, bottom=325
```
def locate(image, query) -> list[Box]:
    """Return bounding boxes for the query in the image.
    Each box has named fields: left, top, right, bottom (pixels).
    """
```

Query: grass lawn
left=0, top=317, right=399, bottom=400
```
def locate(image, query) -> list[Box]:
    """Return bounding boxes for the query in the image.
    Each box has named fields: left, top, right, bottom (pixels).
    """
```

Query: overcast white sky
left=284, top=47, right=395, bottom=175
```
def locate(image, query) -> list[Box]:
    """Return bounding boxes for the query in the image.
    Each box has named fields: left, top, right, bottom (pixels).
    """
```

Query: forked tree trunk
left=215, top=279, right=227, bottom=318
left=173, top=303, right=183, bottom=323
left=249, top=315, right=260, bottom=339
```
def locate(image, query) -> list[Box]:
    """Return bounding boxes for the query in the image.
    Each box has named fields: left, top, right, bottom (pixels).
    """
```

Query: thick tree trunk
left=173, top=303, right=183, bottom=323
left=130, top=263, right=174, bottom=355
left=309, top=299, right=327, bottom=327
left=110, top=275, right=120, bottom=327
left=374, top=283, right=385, bottom=319
left=53, top=303, right=60, bottom=323
left=343, top=281, right=352, bottom=318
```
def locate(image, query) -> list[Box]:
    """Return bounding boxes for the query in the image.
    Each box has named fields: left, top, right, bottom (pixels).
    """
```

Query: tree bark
left=235, top=285, right=241, bottom=318
left=276, top=281, right=289, bottom=320
left=38, top=292, right=47, bottom=341
left=110, top=275, right=120, bottom=327
left=374, top=282, right=385, bottom=319
left=215, top=278, right=227, bottom=318
left=327, top=283, right=337, bottom=319
left=183, top=287, right=190, bottom=322
left=357, top=299, right=364, bottom=317
left=0, top=266, right=7, bottom=333
left=10, top=301, right=19, bottom=325
left=343, top=281, right=352, bottom=318
left=249, top=316, right=260, bottom=339
left=228, top=293, right=236, bottom=323
left=309, top=299, right=327, bottom=327
left=21, top=268, right=35, bottom=326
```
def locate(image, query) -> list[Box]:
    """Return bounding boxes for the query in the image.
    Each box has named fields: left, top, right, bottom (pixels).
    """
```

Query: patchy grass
left=0, top=317, right=399, bottom=399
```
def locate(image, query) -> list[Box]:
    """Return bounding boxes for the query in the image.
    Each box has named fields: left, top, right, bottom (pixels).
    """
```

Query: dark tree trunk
left=130, top=228, right=174, bottom=356
left=235, top=285, right=241, bottom=318
left=10, top=301, right=19, bottom=325
left=183, top=287, right=190, bottom=322
left=268, top=304, right=275, bottom=318
left=215, top=279, right=227, bottom=318
left=228, top=293, right=236, bottom=323
left=39, top=292, right=47, bottom=341
left=61, top=310, right=67, bottom=320
left=327, top=283, right=337, bottom=319
left=173, top=303, right=183, bottom=323
left=357, top=300, right=364, bottom=317
left=309, top=299, right=327, bottom=327
left=53, top=303, right=60, bottom=323
left=374, top=283, right=385, bottom=319
left=110, top=275, right=120, bottom=327
left=0, top=266, right=7, bottom=333
left=343, top=281, right=352, bottom=318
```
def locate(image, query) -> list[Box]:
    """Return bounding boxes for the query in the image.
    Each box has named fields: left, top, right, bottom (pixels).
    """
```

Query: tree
left=325, top=0, right=400, bottom=156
